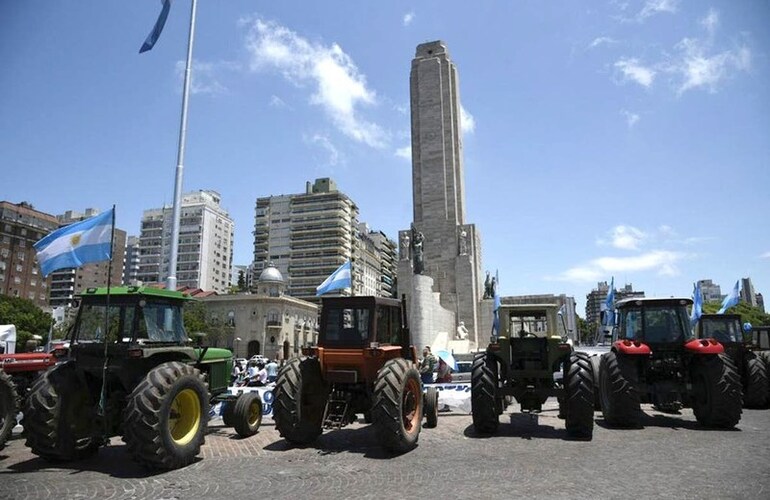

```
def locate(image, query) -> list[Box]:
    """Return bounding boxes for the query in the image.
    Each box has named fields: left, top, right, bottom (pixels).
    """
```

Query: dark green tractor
left=472, top=304, right=594, bottom=438
left=22, top=286, right=261, bottom=470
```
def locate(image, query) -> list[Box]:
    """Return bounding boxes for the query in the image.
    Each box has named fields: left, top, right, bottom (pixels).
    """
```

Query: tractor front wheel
left=273, top=357, right=327, bottom=445
left=471, top=352, right=499, bottom=434
left=232, top=392, right=262, bottom=438
left=743, top=353, right=769, bottom=408
left=372, top=358, right=423, bottom=453
left=0, top=370, right=19, bottom=450
left=690, top=354, right=742, bottom=428
left=123, top=362, right=209, bottom=469
left=564, top=352, right=594, bottom=438
left=424, top=386, right=438, bottom=429
left=23, top=364, right=101, bottom=461
left=600, top=351, right=641, bottom=428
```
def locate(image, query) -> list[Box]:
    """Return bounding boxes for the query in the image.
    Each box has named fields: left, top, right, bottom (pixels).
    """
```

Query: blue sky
left=1, top=1, right=768, bottom=314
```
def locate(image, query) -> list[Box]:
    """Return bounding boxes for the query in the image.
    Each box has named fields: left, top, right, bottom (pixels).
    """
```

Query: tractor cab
left=696, top=314, right=743, bottom=345
left=614, top=298, right=695, bottom=349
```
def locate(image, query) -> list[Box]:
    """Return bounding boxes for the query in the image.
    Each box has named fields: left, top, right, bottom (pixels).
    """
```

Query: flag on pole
left=140, top=0, right=172, bottom=53
left=717, top=280, right=740, bottom=314
left=690, top=281, right=703, bottom=326
left=601, top=277, right=615, bottom=328
left=33, top=208, right=114, bottom=277
left=491, top=270, right=501, bottom=338
left=316, top=260, right=352, bottom=296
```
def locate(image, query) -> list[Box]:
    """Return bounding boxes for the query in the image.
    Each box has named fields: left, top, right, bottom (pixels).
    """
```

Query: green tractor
left=471, top=303, right=594, bottom=438
left=22, top=286, right=262, bottom=469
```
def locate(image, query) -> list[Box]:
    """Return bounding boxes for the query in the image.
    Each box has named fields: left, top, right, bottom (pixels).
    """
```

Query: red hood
left=0, top=352, right=57, bottom=373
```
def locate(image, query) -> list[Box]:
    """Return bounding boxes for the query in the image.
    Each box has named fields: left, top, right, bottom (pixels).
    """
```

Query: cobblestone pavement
left=2, top=403, right=769, bottom=500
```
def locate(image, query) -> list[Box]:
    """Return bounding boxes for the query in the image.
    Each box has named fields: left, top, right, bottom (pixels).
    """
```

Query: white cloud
left=269, top=95, right=286, bottom=108
left=670, top=37, right=750, bottom=95
left=621, top=109, right=640, bottom=128
left=588, top=36, right=618, bottom=49
left=176, top=60, right=235, bottom=95
left=243, top=18, right=387, bottom=148
left=395, top=145, right=411, bottom=161
left=614, top=58, right=656, bottom=88
left=305, top=134, right=341, bottom=166
left=598, top=225, right=647, bottom=250
left=552, top=250, right=686, bottom=283
left=760, top=251, right=770, bottom=259
left=637, top=0, right=679, bottom=22
left=460, top=104, right=475, bottom=134
left=403, top=12, right=415, bottom=27
left=700, top=8, right=719, bottom=35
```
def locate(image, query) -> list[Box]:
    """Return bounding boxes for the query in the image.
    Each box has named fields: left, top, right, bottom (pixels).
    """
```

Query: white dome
left=258, top=265, right=284, bottom=283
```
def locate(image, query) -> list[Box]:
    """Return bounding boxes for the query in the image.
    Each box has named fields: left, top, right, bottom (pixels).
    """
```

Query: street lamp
left=234, top=337, right=242, bottom=357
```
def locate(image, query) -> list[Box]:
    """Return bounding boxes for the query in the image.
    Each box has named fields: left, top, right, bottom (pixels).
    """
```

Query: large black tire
left=471, top=352, right=499, bottom=434
left=589, top=355, right=602, bottom=410
left=123, top=362, right=209, bottom=470
left=743, top=353, right=769, bottom=408
left=372, top=358, right=423, bottom=453
left=758, top=351, right=770, bottom=407
left=232, top=392, right=262, bottom=438
left=273, top=357, right=327, bottom=445
left=23, top=364, right=101, bottom=461
left=222, top=401, right=236, bottom=427
left=424, top=387, right=438, bottom=429
left=564, top=352, right=594, bottom=438
left=599, top=351, right=641, bottom=428
left=0, top=370, right=18, bottom=450
left=690, top=354, right=742, bottom=428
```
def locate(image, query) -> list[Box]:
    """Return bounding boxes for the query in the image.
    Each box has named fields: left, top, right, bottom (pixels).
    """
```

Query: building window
left=17, top=252, right=24, bottom=260
left=20, top=228, right=27, bottom=236
left=14, top=276, right=21, bottom=284
left=19, top=240, right=26, bottom=248
left=16, top=264, right=22, bottom=272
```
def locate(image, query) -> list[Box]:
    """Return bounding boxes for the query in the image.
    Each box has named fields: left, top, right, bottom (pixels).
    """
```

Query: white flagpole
left=166, top=0, right=198, bottom=292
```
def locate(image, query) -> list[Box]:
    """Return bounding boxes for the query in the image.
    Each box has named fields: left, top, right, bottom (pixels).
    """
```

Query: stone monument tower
left=397, top=41, right=483, bottom=349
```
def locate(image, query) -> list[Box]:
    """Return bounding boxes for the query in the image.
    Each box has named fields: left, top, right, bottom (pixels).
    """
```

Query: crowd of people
left=419, top=345, right=453, bottom=384
left=231, top=357, right=280, bottom=386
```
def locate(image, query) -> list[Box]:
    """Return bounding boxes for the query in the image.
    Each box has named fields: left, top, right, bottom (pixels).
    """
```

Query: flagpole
left=166, top=0, right=198, bottom=292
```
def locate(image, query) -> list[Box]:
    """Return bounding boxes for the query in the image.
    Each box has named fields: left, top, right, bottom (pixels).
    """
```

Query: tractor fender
left=612, top=340, right=651, bottom=356
left=684, top=338, right=724, bottom=355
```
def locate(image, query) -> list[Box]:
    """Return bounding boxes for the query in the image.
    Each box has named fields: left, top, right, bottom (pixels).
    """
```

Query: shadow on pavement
left=462, top=412, right=591, bottom=441
left=3, top=443, right=189, bottom=479
left=595, top=411, right=743, bottom=432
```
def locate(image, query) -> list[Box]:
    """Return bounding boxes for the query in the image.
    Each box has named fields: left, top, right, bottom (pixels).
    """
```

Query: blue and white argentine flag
left=316, top=260, right=352, bottom=296
left=33, top=208, right=114, bottom=277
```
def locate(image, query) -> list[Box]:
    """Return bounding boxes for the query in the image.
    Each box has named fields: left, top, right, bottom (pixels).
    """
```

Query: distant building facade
left=123, top=235, right=140, bottom=285
left=697, top=279, right=723, bottom=303
left=0, top=201, right=58, bottom=308
left=137, top=190, right=234, bottom=294
left=202, top=264, right=318, bottom=361
left=49, top=208, right=127, bottom=308
left=740, top=277, right=757, bottom=307
left=585, top=281, right=644, bottom=327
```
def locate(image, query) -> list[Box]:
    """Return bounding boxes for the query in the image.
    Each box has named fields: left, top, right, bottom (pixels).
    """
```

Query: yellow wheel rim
left=169, top=388, right=201, bottom=445
left=248, top=400, right=261, bottom=426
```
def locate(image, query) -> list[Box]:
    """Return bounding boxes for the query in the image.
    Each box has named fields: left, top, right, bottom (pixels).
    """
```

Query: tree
left=237, top=270, right=246, bottom=291
left=183, top=301, right=226, bottom=347
left=0, top=295, right=52, bottom=338
left=702, top=301, right=770, bottom=327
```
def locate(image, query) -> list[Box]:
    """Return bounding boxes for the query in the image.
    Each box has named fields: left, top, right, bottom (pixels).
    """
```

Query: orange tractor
left=273, top=296, right=438, bottom=453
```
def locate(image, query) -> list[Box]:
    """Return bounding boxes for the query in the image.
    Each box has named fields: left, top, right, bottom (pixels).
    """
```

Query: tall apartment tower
left=585, top=281, right=645, bottom=327
left=137, top=190, right=234, bottom=294
left=0, top=201, right=58, bottom=308
left=697, top=279, right=723, bottom=303
left=253, top=178, right=359, bottom=301
left=397, top=41, right=483, bottom=341
left=122, top=235, right=140, bottom=285
left=740, top=277, right=757, bottom=307
left=49, top=209, right=127, bottom=308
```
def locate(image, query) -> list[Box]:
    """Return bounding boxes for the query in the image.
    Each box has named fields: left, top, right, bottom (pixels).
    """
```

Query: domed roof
left=258, top=264, right=284, bottom=283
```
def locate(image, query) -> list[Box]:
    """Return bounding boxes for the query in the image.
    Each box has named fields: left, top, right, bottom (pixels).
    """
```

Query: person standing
left=255, top=363, right=268, bottom=386
left=419, top=346, right=436, bottom=384
left=265, top=359, right=279, bottom=383
left=436, top=357, right=452, bottom=383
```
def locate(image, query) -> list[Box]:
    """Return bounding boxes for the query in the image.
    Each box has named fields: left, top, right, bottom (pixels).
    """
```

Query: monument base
left=410, top=274, right=456, bottom=352
left=447, top=339, right=472, bottom=354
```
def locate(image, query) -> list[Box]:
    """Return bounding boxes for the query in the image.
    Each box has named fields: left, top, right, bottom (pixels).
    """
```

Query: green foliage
left=0, top=295, right=53, bottom=337
left=576, top=316, right=593, bottom=343
left=183, top=301, right=228, bottom=347
left=237, top=270, right=246, bottom=291
left=702, top=301, right=770, bottom=327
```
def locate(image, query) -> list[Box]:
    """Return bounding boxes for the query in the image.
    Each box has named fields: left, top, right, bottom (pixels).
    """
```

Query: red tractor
left=600, top=298, right=742, bottom=429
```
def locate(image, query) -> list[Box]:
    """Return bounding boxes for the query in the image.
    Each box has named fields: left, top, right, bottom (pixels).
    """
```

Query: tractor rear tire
left=123, top=362, right=209, bottom=470
left=0, top=370, right=18, bottom=450
left=600, top=351, right=641, bottom=428
left=589, top=355, right=602, bottom=410
left=424, top=387, right=438, bottom=429
left=23, top=364, right=101, bottom=461
left=564, top=353, right=594, bottom=438
left=372, top=358, right=423, bottom=453
left=743, top=353, right=769, bottom=408
left=691, top=354, right=742, bottom=428
left=758, top=351, right=770, bottom=407
left=471, top=352, right=499, bottom=434
left=273, top=357, right=327, bottom=445
left=233, top=392, right=262, bottom=438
